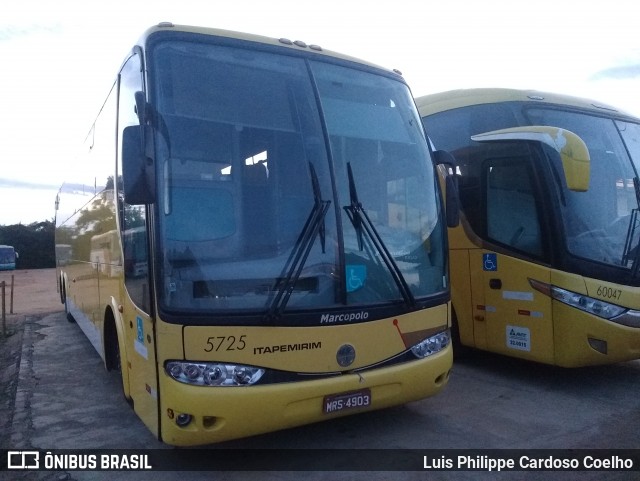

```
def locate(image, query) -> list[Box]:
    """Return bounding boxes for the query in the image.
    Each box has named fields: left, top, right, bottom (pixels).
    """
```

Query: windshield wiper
left=343, top=162, right=416, bottom=308
left=265, top=163, right=330, bottom=322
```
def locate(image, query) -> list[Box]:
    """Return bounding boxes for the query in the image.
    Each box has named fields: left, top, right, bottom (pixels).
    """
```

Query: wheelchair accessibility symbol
left=346, top=264, right=367, bottom=292
left=483, top=253, right=498, bottom=271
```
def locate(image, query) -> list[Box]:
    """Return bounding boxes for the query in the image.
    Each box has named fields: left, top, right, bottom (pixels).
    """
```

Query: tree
left=0, top=220, right=55, bottom=269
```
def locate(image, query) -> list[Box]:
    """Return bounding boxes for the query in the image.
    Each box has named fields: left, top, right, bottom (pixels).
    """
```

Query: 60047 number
left=596, top=286, right=622, bottom=300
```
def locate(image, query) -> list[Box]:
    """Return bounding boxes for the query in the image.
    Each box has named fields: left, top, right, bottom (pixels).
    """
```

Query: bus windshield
left=151, top=40, right=445, bottom=319
left=525, top=108, right=640, bottom=270
left=423, top=99, right=640, bottom=273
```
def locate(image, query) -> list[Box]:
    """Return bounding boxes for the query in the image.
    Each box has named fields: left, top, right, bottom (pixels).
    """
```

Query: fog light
left=176, top=413, right=192, bottom=427
left=203, top=416, right=217, bottom=429
left=588, top=337, right=608, bottom=354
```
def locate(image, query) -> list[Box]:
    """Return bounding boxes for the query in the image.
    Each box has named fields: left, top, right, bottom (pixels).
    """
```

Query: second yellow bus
left=417, top=88, right=640, bottom=367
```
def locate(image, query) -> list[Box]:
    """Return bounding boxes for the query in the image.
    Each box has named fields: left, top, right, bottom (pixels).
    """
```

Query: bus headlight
left=165, top=361, right=265, bottom=386
left=410, top=329, right=450, bottom=359
left=529, top=279, right=640, bottom=327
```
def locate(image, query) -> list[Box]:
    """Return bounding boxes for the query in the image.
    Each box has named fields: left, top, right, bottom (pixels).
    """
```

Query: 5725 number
left=204, top=335, right=246, bottom=352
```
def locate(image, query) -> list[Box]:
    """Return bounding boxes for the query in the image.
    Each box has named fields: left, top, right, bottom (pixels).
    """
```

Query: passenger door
left=477, top=155, right=554, bottom=362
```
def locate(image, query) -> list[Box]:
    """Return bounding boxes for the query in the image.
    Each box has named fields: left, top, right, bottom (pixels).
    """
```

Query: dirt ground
left=0, top=268, right=61, bottom=332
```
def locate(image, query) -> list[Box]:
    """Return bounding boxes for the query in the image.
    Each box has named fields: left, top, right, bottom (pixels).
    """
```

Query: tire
left=63, top=286, right=75, bottom=323
left=105, top=315, right=133, bottom=407
left=112, top=330, right=122, bottom=373
left=451, top=309, right=471, bottom=359
left=105, top=316, right=120, bottom=372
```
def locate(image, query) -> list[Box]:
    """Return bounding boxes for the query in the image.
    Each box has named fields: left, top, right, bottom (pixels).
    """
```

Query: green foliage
left=0, top=220, right=55, bottom=269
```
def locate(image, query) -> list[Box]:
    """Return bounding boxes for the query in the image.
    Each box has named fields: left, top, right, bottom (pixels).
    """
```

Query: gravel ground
left=0, top=268, right=61, bottom=449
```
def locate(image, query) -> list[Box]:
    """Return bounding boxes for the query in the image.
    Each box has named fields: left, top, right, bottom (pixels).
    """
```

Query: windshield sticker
left=346, top=264, right=367, bottom=292
left=506, top=325, right=531, bottom=351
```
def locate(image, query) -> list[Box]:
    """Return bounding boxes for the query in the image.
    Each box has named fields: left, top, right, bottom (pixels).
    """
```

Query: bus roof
left=415, top=87, right=636, bottom=119
left=136, top=23, right=404, bottom=78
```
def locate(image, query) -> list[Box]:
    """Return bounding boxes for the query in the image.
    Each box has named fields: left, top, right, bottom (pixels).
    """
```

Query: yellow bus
left=55, top=23, right=454, bottom=446
left=416, top=87, right=640, bottom=367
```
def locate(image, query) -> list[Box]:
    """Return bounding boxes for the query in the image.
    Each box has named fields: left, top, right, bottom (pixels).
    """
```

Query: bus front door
left=469, top=155, right=555, bottom=363
left=474, top=251, right=554, bottom=363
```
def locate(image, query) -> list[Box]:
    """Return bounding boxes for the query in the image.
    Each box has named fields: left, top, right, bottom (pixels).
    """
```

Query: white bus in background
left=0, top=245, right=17, bottom=270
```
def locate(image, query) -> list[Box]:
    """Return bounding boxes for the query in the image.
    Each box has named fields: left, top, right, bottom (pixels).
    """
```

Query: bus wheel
left=451, top=309, right=470, bottom=359
left=105, top=314, right=132, bottom=406
left=105, top=315, right=120, bottom=372
left=63, top=288, right=75, bottom=323
left=58, top=276, right=65, bottom=304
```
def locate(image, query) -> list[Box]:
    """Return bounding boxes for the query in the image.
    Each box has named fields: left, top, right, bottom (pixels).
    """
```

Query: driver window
left=485, top=158, right=543, bottom=257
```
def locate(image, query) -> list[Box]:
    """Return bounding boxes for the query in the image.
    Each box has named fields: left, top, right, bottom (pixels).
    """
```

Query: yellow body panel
left=159, top=344, right=452, bottom=446
left=183, top=305, right=448, bottom=372
left=120, top=299, right=160, bottom=438
left=156, top=304, right=451, bottom=445
left=472, top=251, right=554, bottom=363
left=449, top=222, right=640, bottom=367
left=553, top=302, right=640, bottom=367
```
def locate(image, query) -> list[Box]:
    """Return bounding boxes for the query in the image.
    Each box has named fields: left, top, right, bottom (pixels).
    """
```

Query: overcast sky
left=1, top=0, right=639, bottom=225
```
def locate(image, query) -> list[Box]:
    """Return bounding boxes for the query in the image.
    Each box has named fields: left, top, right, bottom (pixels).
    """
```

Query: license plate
left=323, top=388, right=371, bottom=414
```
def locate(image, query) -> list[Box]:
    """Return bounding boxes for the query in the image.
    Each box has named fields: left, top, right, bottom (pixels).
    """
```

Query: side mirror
left=433, top=149, right=460, bottom=228
left=432, top=149, right=457, bottom=171
left=471, top=126, right=590, bottom=192
left=122, top=125, right=155, bottom=204
left=135, top=91, right=147, bottom=125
